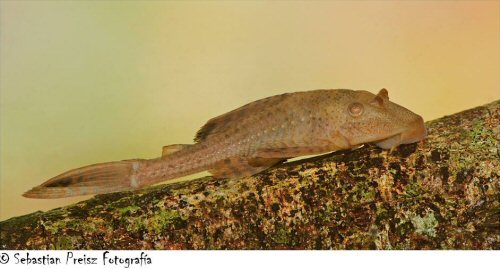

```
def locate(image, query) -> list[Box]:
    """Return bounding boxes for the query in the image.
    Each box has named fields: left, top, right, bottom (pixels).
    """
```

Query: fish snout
left=401, top=116, right=427, bottom=144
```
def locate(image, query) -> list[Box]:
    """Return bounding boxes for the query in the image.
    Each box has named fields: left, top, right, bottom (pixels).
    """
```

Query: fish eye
left=348, top=102, right=364, bottom=117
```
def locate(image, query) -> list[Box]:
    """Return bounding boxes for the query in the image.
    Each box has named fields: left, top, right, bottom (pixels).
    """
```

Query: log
left=1, top=100, right=499, bottom=250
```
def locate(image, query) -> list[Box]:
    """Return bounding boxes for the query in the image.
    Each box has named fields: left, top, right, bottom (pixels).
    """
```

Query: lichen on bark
left=1, top=100, right=499, bottom=250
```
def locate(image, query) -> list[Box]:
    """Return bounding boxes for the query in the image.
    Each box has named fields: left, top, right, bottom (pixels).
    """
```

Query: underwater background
left=1, top=1, right=498, bottom=220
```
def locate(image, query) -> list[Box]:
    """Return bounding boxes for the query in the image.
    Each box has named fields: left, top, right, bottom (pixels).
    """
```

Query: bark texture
left=1, top=100, right=499, bottom=250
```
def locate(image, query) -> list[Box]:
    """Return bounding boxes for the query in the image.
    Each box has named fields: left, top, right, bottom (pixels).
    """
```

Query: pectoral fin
left=375, top=134, right=402, bottom=149
left=255, top=132, right=349, bottom=158
left=256, top=144, right=344, bottom=158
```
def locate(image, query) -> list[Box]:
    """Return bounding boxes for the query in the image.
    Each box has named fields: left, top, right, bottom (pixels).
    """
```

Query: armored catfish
left=24, top=88, right=427, bottom=198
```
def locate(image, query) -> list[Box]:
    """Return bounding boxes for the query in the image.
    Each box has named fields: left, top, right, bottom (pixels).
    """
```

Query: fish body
left=24, top=88, right=427, bottom=198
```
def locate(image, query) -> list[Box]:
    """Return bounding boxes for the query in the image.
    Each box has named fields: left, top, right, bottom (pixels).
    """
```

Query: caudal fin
left=23, top=160, right=143, bottom=199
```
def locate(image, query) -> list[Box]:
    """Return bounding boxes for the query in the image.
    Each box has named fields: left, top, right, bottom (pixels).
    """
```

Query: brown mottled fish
left=24, top=88, right=426, bottom=198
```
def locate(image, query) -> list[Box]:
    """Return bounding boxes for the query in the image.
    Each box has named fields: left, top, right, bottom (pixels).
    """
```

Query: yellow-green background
left=1, top=1, right=498, bottom=220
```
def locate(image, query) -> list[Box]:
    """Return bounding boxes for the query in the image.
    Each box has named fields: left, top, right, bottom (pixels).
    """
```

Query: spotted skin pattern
left=24, top=88, right=426, bottom=198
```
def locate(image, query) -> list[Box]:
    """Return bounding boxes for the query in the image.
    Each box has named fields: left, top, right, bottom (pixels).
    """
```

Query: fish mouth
left=374, top=116, right=427, bottom=149
left=400, top=116, right=427, bottom=144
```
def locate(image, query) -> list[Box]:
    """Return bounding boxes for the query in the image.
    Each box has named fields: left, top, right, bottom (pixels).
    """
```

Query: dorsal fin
left=194, top=116, right=226, bottom=143
left=162, top=144, right=192, bottom=158
left=194, top=93, right=291, bottom=142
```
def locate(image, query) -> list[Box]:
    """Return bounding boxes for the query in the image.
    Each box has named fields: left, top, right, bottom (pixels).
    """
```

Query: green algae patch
left=469, top=122, right=499, bottom=153
left=272, top=226, right=290, bottom=245
left=119, top=205, right=141, bottom=216
left=411, top=211, right=438, bottom=238
left=147, top=210, right=183, bottom=234
left=51, top=235, right=81, bottom=250
left=42, top=220, right=68, bottom=235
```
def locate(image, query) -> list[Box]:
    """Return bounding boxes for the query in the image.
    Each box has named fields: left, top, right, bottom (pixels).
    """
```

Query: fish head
left=337, top=88, right=427, bottom=149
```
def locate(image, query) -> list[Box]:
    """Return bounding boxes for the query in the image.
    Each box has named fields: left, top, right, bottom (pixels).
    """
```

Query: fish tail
left=23, top=160, right=144, bottom=199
